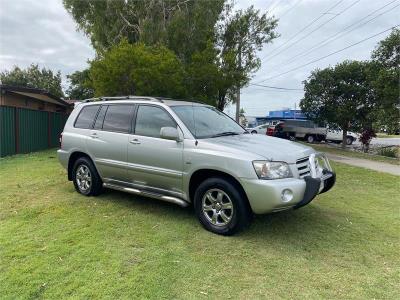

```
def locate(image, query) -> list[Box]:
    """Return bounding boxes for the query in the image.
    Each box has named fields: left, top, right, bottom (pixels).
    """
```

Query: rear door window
left=102, top=105, right=134, bottom=133
left=74, top=105, right=100, bottom=129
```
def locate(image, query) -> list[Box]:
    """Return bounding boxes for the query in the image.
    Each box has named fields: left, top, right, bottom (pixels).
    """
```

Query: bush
left=377, top=147, right=399, bottom=158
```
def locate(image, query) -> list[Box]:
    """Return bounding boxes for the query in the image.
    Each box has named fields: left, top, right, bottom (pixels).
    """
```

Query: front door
left=127, top=105, right=184, bottom=197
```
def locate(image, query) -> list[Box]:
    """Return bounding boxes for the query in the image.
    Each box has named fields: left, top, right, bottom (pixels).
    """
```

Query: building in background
left=0, top=85, right=71, bottom=157
left=246, top=109, right=306, bottom=127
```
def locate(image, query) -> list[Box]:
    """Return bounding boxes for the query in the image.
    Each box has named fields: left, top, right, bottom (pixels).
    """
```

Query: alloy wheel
left=76, top=164, right=92, bottom=192
left=201, top=188, right=234, bottom=227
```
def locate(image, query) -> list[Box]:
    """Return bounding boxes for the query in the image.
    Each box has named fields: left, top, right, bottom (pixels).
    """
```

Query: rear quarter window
left=74, top=105, right=100, bottom=129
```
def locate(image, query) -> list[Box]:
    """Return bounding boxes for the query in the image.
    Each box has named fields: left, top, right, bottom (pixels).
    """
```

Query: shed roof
left=0, top=84, right=70, bottom=107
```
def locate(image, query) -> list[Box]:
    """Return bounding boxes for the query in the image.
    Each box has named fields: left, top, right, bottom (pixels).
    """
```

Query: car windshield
left=171, top=105, right=245, bottom=139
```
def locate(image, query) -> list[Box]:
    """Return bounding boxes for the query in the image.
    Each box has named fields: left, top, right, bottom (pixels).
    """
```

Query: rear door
left=86, top=104, right=134, bottom=181
left=127, top=104, right=184, bottom=196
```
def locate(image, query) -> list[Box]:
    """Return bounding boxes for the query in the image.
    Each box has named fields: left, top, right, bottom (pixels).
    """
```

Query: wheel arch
left=67, top=151, right=96, bottom=181
left=188, top=169, right=250, bottom=207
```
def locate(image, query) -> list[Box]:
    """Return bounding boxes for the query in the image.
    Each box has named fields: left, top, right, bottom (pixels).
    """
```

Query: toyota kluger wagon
left=58, top=96, right=335, bottom=235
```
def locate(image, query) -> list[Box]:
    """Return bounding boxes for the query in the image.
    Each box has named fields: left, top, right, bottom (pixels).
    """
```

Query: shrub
left=377, top=147, right=399, bottom=158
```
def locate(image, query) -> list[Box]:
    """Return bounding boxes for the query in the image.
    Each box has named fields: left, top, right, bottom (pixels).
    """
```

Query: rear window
left=102, top=105, right=133, bottom=133
left=74, top=105, right=100, bottom=129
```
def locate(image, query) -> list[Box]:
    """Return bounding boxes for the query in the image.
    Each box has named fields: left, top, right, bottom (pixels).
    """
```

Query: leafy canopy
left=90, top=41, right=187, bottom=98
left=0, top=64, right=64, bottom=98
left=300, top=60, right=376, bottom=132
left=64, top=0, right=278, bottom=110
left=66, top=69, right=94, bottom=100
left=63, top=0, right=224, bottom=63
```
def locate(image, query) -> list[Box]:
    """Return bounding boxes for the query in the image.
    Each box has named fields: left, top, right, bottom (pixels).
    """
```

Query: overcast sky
left=0, top=0, right=399, bottom=117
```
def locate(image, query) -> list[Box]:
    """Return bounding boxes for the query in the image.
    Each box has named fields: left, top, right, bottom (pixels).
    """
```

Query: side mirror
left=160, top=127, right=181, bottom=141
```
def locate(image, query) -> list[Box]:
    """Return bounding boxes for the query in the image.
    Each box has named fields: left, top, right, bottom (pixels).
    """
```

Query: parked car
left=267, top=119, right=326, bottom=143
left=326, top=129, right=358, bottom=145
left=246, top=123, right=270, bottom=134
left=58, top=97, right=336, bottom=235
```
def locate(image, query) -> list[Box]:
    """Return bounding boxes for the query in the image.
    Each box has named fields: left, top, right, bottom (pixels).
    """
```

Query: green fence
left=0, top=106, right=68, bottom=157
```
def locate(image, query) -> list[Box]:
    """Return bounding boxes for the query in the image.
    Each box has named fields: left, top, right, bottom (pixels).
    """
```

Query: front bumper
left=241, top=153, right=336, bottom=214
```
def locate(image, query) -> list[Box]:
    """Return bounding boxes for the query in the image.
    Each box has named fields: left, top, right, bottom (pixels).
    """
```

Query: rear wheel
left=72, top=157, right=103, bottom=196
left=194, top=177, right=251, bottom=235
left=251, top=130, right=257, bottom=134
left=306, top=135, right=315, bottom=143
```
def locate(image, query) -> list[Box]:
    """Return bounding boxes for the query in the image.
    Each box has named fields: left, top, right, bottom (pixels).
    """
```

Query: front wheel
left=346, top=136, right=354, bottom=145
left=194, top=177, right=251, bottom=235
left=251, top=130, right=257, bottom=134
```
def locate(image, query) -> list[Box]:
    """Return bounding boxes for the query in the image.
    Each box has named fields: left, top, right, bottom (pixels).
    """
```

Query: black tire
left=306, top=135, right=315, bottom=143
left=251, top=130, right=257, bottom=134
left=346, top=136, right=354, bottom=145
left=72, top=157, right=103, bottom=196
left=194, top=177, right=252, bottom=235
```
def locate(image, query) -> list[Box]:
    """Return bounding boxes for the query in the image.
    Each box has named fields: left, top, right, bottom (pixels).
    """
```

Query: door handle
left=130, top=139, right=141, bottom=145
left=90, top=133, right=98, bottom=139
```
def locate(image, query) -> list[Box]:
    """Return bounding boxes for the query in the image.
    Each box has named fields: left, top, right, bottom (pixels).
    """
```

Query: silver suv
left=58, top=96, right=335, bottom=235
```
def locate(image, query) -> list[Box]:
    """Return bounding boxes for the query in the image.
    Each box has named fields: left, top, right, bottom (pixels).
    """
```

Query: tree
left=371, top=28, right=399, bottom=69
left=89, top=41, right=187, bottom=98
left=66, top=69, right=94, bottom=100
left=218, top=4, right=278, bottom=121
left=369, top=28, right=400, bottom=134
left=300, top=61, right=376, bottom=148
left=0, top=64, right=64, bottom=98
left=63, top=0, right=224, bottom=62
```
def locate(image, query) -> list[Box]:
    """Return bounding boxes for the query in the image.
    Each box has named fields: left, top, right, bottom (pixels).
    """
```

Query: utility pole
left=235, top=49, right=242, bottom=122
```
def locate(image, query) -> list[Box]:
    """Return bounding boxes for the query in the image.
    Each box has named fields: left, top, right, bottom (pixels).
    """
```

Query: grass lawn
left=1, top=150, right=399, bottom=299
left=308, top=143, right=400, bottom=165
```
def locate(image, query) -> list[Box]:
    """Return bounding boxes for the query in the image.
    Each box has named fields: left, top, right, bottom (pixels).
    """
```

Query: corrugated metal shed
left=0, top=85, right=71, bottom=157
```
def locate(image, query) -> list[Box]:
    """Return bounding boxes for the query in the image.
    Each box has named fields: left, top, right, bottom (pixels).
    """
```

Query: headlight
left=252, top=161, right=292, bottom=179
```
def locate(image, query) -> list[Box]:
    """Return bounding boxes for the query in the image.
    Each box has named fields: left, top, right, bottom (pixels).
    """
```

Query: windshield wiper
left=210, top=131, right=241, bottom=138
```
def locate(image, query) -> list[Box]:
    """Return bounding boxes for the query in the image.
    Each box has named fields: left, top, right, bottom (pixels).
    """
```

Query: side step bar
left=103, top=183, right=189, bottom=207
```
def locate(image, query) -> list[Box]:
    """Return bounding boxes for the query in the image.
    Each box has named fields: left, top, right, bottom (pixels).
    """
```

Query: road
left=356, top=137, right=400, bottom=146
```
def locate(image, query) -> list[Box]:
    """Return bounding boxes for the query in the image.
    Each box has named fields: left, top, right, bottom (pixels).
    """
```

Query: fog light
left=281, top=189, right=293, bottom=202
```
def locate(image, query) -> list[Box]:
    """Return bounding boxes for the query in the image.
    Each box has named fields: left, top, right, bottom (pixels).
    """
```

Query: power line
left=268, top=0, right=281, bottom=15
left=265, top=0, right=362, bottom=61
left=283, top=0, right=399, bottom=64
left=255, top=25, right=399, bottom=83
left=276, top=0, right=303, bottom=19
left=261, top=0, right=345, bottom=60
left=249, top=83, right=303, bottom=91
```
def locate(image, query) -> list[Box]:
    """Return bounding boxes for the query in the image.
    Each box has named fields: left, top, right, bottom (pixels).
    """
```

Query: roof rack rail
left=83, top=96, right=163, bottom=103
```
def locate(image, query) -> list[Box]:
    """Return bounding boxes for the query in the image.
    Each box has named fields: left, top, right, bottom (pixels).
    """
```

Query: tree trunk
left=235, top=87, right=240, bottom=122
left=341, top=128, right=348, bottom=149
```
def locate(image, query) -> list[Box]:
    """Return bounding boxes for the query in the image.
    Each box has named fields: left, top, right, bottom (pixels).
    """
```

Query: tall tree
left=218, top=4, right=278, bottom=120
left=300, top=61, right=376, bottom=148
left=369, top=28, right=400, bottom=134
left=0, top=64, right=64, bottom=98
left=89, top=41, right=187, bottom=98
left=63, top=0, right=224, bottom=62
left=66, top=69, right=95, bottom=100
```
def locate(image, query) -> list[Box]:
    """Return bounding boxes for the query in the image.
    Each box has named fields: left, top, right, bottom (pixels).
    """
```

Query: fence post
left=14, top=108, right=19, bottom=154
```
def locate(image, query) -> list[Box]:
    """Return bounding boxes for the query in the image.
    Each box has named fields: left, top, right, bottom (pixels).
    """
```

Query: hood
left=203, top=134, right=315, bottom=163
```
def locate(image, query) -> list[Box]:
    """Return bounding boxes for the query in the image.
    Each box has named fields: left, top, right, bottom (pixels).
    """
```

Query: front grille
left=296, top=156, right=311, bottom=178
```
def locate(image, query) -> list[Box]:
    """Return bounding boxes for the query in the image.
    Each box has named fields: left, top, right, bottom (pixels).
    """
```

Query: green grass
left=1, top=150, right=399, bottom=299
left=308, top=143, right=400, bottom=165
